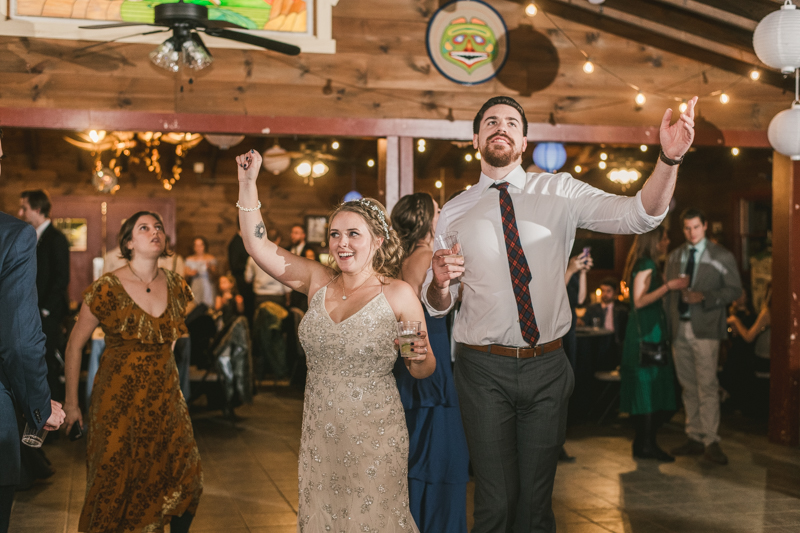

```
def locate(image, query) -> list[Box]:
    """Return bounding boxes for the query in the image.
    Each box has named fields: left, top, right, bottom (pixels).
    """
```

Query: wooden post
left=380, top=136, right=404, bottom=213
left=399, top=136, right=415, bottom=198
left=769, top=152, right=800, bottom=446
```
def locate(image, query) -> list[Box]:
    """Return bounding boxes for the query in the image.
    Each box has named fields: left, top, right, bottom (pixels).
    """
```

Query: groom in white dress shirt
left=422, top=95, right=698, bottom=533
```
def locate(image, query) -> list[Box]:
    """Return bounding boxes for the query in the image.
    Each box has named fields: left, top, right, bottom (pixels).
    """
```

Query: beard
left=481, top=136, right=523, bottom=168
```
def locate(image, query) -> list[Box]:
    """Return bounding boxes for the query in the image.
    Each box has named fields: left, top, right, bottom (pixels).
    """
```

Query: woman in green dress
left=620, top=225, right=689, bottom=461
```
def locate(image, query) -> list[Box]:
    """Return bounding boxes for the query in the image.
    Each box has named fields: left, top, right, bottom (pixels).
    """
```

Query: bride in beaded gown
left=234, top=150, right=436, bottom=532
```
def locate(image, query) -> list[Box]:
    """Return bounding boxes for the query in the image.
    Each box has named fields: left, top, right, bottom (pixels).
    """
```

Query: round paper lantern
left=753, top=1, right=800, bottom=74
left=204, top=134, right=245, bottom=150
left=768, top=102, right=800, bottom=160
left=343, top=190, right=363, bottom=202
left=532, top=142, right=567, bottom=173
left=262, top=145, right=292, bottom=175
left=92, top=167, right=118, bottom=194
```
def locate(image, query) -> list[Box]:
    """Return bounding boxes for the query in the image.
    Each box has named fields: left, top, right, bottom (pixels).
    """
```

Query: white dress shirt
left=245, top=256, right=288, bottom=296
left=421, top=165, right=666, bottom=346
left=35, top=219, right=51, bottom=241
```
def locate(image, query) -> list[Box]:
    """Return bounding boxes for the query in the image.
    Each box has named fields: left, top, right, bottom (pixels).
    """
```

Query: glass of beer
left=436, top=232, right=462, bottom=260
left=22, top=423, right=48, bottom=448
left=397, top=321, right=421, bottom=357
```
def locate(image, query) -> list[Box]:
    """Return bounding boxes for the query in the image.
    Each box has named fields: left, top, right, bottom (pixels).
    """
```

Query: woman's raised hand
left=236, top=149, right=263, bottom=184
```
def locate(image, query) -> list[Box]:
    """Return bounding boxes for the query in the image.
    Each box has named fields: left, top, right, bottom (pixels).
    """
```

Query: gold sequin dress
left=79, top=271, right=203, bottom=533
left=297, top=286, right=419, bottom=532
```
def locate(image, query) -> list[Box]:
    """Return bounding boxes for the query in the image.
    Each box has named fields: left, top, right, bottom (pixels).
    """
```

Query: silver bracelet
left=235, top=201, right=262, bottom=212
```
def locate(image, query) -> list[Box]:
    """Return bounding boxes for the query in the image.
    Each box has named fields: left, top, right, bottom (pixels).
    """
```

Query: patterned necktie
left=491, top=182, right=540, bottom=346
left=678, top=247, right=696, bottom=314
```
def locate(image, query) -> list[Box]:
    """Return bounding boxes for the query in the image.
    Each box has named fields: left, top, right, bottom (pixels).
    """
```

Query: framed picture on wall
left=306, top=215, right=328, bottom=244
left=52, top=218, right=88, bottom=252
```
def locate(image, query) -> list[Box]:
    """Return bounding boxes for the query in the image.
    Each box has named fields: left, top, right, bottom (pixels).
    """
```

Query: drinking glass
left=436, top=232, right=462, bottom=260
left=21, top=422, right=48, bottom=448
left=396, top=321, right=421, bottom=357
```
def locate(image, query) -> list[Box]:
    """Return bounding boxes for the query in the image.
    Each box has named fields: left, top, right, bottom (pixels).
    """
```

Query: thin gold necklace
left=128, top=263, right=159, bottom=293
left=340, top=274, right=373, bottom=300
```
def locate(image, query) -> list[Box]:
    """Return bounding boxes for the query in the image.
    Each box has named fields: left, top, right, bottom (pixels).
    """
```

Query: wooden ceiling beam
left=0, top=106, right=771, bottom=147
left=601, top=0, right=755, bottom=53
left=653, top=0, right=757, bottom=30
left=529, top=0, right=792, bottom=92
left=689, top=0, right=778, bottom=22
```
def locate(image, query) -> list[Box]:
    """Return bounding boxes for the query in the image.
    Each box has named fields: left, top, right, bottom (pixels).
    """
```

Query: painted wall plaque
left=426, top=0, right=509, bottom=86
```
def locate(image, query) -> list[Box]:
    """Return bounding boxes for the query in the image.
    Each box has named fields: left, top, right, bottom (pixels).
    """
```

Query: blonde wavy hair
left=327, top=198, right=404, bottom=279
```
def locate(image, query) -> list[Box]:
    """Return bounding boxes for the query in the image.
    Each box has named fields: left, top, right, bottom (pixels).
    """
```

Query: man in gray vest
left=666, top=208, right=742, bottom=465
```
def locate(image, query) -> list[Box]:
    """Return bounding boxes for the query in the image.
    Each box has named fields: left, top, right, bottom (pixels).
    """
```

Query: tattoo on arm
left=254, top=222, right=266, bottom=239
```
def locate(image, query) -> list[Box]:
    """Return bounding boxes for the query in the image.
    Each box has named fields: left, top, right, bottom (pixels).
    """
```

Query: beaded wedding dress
left=296, top=285, right=419, bottom=532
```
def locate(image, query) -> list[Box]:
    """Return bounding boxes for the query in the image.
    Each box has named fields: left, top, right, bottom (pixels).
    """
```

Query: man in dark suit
left=18, top=189, right=71, bottom=401
left=582, top=277, right=629, bottom=370
left=0, top=130, right=65, bottom=532
left=287, top=224, right=310, bottom=312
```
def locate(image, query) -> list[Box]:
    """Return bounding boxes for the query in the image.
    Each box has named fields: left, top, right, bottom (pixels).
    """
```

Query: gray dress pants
left=455, top=344, right=574, bottom=533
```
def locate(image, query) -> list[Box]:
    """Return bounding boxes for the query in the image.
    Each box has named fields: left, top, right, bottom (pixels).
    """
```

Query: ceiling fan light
left=311, top=161, right=329, bottom=178
left=182, top=37, right=213, bottom=71
left=149, top=38, right=181, bottom=72
left=295, top=160, right=312, bottom=178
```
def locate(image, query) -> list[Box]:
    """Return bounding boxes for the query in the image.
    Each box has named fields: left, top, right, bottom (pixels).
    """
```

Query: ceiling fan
left=262, top=141, right=343, bottom=183
left=79, top=0, right=300, bottom=72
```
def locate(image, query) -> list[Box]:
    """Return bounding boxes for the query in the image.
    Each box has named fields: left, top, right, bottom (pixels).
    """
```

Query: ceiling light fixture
left=750, top=69, right=761, bottom=81
left=295, top=160, right=312, bottom=178
left=525, top=2, right=538, bottom=17
left=465, top=153, right=473, bottom=162
left=607, top=168, right=641, bottom=191
left=635, top=92, right=646, bottom=106
left=367, top=159, right=375, bottom=168
left=599, top=161, right=607, bottom=170
left=719, top=92, right=730, bottom=104
left=583, top=60, right=594, bottom=74
left=331, top=141, right=340, bottom=150
left=640, top=145, right=648, bottom=152
left=679, top=100, right=688, bottom=113
left=311, top=161, right=329, bottom=178
left=731, top=147, right=740, bottom=156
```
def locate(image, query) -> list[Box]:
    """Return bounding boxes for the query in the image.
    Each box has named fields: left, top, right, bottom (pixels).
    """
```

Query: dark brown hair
left=192, top=236, right=209, bottom=255
left=328, top=198, right=404, bottom=279
left=680, top=207, right=707, bottom=224
left=473, top=96, right=528, bottom=136
left=118, top=211, right=171, bottom=261
left=622, top=225, right=666, bottom=286
left=391, top=192, right=436, bottom=258
left=20, top=189, right=52, bottom=218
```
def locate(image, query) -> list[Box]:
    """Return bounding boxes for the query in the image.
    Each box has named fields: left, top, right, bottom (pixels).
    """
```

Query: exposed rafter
left=525, top=0, right=792, bottom=92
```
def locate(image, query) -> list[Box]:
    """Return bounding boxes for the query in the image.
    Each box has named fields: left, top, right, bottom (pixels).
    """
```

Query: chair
left=591, top=368, right=621, bottom=424
left=213, top=316, right=254, bottom=412
left=252, top=301, right=289, bottom=381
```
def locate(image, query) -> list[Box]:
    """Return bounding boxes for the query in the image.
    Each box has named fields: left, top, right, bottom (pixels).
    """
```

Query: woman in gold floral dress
left=235, top=149, right=436, bottom=532
left=64, top=211, right=202, bottom=533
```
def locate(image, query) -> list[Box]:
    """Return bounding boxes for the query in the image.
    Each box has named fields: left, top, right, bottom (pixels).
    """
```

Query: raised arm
left=640, top=96, right=698, bottom=216
left=236, top=150, right=330, bottom=296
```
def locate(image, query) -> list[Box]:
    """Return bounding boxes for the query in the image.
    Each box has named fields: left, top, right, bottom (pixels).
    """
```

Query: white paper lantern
left=204, top=134, right=245, bottom=150
left=262, top=145, right=292, bottom=175
left=768, top=102, right=800, bottom=160
left=753, top=1, right=800, bottom=74
left=587, top=0, right=605, bottom=4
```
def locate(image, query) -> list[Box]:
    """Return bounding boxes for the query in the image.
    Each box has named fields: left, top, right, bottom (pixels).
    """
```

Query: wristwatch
left=659, top=149, right=684, bottom=166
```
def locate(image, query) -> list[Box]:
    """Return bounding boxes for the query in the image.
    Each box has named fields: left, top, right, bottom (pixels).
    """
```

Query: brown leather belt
left=464, top=339, right=563, bottom=359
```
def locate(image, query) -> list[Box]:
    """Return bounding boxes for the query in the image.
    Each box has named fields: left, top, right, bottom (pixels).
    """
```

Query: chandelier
left=607, top=168, right=641, bottom=191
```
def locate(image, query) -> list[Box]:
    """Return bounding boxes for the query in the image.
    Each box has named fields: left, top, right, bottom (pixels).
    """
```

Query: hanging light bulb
left=750, top=69, right=761, bottom=81
left=731, top=147, right=740, bottom=156
left=525, top=2, right=537, bottom=17
left=640, top=145, right=648, bottom=152
left=367, top=159, right=375, bottom=168
left=600, top=152, right=608, bottom=161
left=599, top=161, right=607, bottom=170
left=331, top=141, right=340, bottom=150
left=635, top=92, right=646, bottom=106
left=720, top=92, right=730, bottom=104
left=574, top=165, right=582, bottom=173
left=465, top=153, right=473, bottom=162
left=679, top=100, right=688, bottom=113
left=475, top=151, right=481, bottom=160
left=583, top=60, right=595, bottom=74
left=88, top=130, right=106, bottom=143
left=435, top=180, right=443, bottom=189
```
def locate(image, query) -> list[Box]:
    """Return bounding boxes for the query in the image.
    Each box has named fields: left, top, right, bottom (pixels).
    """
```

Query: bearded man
left=422, top=95, right=697, bottom=533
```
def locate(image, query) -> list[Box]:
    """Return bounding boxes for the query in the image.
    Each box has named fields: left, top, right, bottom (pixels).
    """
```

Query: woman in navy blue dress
left=391, top=193, right=469, bottom=533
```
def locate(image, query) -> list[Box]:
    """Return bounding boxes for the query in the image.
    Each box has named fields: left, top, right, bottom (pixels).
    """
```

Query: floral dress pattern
left=296, top=286, right=419, bottom=533
left=79, top=270, right=203, bottom=532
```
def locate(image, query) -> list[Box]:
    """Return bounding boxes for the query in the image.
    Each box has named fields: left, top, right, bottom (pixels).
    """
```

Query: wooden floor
left=7, top=383, right=800, bottom=533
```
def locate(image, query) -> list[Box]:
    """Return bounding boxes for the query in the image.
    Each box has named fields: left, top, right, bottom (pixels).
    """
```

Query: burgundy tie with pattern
left=491, top=182, right=540, bottom=346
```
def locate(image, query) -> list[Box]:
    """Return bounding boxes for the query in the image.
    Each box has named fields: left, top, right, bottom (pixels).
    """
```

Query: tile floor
left=8, top=384, right=800, bottom=533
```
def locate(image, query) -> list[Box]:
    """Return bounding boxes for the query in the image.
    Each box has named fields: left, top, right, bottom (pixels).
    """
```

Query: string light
left=600, top=152, right=608, bottom=160
left=417, top=139, right=426, bottom=153
left=679, top=100, right=688, bottom=113
left=640, top=145, right=648, bottom=152
left=525, top=2, right=537, bottom=17
left=465, top=184, right=472, bottom=190
left=465, top=153, right=473, bottom=162
left=750, top=69, right=761, bottom=81
left=599, top=161, right=607, bottom=169
left=475, top=151, right=481, bottom=160
left=583, top=60, right=594, bottom=74
left=367, top=159, right=375, bottom=167
left=331, top=141, right=340, bottom=150
left=635, top=92, right=646, bottom=106
left=720, top=92, right=730, bottom=104
left=435, top=180, right=443, bottom=189
left=731, top=147, right=740, bottom=156
left=574, top=165, right=582, bottom=173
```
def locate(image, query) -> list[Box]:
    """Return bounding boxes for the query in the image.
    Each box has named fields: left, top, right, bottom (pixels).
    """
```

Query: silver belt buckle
left=515, top=346, right=522, bottom=359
